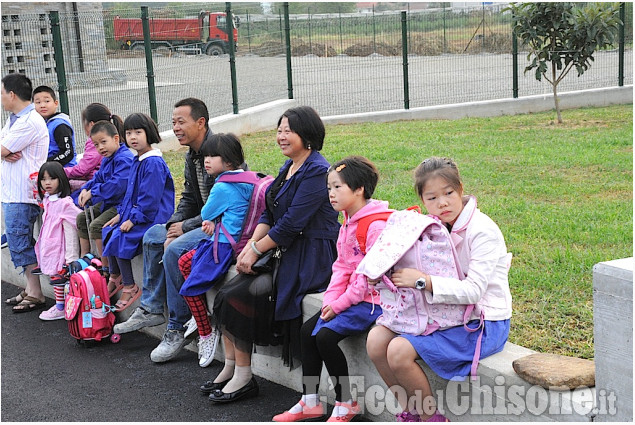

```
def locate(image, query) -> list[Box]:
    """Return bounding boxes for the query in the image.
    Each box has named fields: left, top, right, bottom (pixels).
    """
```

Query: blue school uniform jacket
left=81, top=143, right=135, bottom=211
left=102, top=149, right=175, bottom=260
left=260, top=150, right=340, bottom=321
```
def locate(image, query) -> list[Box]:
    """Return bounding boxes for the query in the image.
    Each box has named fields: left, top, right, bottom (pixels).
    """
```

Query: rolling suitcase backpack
left=65, top=265, right=119, bottom=343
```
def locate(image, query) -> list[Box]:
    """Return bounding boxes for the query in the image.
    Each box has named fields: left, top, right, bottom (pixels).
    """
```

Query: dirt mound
left=344, top=42, right=400, bottom=57
left=292, top=42, right=337, bottom=57
left=249, top=41, right=285, bottom=57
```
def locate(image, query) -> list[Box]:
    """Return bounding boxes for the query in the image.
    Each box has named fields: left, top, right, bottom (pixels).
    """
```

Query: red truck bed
left=113, top=17, right=202, bottom=41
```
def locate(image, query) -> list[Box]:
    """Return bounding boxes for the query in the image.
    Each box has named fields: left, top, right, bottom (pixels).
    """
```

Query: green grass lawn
left=163, top=104, right=633, bottom=360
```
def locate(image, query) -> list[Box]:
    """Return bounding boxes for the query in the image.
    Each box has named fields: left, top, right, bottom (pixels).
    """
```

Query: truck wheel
left=131, top=44, right=145, bottom=52
left=206, top=45, right=224, bottom=56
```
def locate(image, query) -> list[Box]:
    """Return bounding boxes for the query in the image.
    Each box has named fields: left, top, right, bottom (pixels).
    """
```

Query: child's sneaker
left=396, top=412, right=422, bottom=422
left=39, top=305, right=65, bottom=321
left=1, top=234, right=8, bottom=249
left=32, top=266, right=43, bottom=275
left=184, top=316, right=198, bottom=338
left=197, top=328, right=220, bottom=367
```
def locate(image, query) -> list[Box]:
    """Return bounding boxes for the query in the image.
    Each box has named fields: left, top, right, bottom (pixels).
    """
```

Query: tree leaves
left=506, top=2, right=622, bottom=122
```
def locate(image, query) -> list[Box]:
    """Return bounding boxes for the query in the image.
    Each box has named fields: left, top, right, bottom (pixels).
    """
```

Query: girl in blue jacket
left=179, top=133, right=252, bottom=368
left=102, top=113, right=174, bottom=311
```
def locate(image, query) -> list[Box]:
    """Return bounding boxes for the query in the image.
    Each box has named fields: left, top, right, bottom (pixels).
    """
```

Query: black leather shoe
left=208, top=377, right=259, bottom=403
left=200, top=379, right=230, bottom=394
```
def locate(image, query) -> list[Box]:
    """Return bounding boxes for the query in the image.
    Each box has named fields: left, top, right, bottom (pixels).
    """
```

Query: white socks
left=221, top=365, right=252, bottom=394
left=331, top=400, right=354, bottom=418
left=288, top=394, right=320, bottom=413
left=214, top=358, right=235, bottom=383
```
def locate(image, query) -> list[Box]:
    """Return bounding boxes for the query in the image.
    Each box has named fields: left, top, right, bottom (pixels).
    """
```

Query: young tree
left=508, top=2, right=622, bottom=123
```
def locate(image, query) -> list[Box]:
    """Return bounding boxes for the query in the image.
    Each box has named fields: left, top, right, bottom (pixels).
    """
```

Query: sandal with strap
left=12, top=295, right=46, bottom=313
left=107, top=274, right=124, bottom=297
left=5, top=290, right=28, bottom=306
left=115, top=284, right=141, bottom=312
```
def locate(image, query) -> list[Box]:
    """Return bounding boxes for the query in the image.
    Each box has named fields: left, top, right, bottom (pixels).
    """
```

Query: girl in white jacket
left=366, top=157, right=512, bottom=422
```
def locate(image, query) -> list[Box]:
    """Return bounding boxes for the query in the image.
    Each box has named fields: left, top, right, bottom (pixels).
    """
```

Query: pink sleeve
left=65, top=138, right=101, bottom=179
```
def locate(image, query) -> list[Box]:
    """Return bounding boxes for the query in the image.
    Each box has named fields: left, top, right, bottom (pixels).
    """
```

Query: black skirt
left=212, top=271, right=303, bottom=368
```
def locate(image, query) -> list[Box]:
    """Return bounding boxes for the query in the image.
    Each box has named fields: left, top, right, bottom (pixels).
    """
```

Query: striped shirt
left=1, top=104, right=49, bottom=203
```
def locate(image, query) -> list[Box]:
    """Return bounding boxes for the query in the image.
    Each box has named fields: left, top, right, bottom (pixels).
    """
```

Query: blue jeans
left=140, top=224, right=208, bottom=330
left=2, top=202, right=41, bottom=269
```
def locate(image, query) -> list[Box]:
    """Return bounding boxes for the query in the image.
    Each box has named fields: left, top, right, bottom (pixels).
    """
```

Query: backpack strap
left=356, top=212, right=393, bottom=254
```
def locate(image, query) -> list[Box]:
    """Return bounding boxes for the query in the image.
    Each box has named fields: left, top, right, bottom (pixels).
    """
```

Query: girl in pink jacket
left=65, top=103, right=113, bottom=192
left=33, top=161, right=82, bottom=320
left=273, top=156, right=391, bottom=423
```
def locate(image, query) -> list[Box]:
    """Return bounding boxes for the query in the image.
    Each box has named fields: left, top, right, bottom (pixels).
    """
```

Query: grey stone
left=512, top=352, right=595, bottom=390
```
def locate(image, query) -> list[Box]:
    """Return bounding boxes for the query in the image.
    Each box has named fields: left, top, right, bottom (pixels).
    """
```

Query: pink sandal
left=107, top=274, right=124, bottom=297
left=114, top=284, right=141, bottom=312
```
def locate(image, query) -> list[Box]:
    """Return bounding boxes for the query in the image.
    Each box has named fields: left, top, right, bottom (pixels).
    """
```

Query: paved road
left=0, top=280, right=304, bottom=422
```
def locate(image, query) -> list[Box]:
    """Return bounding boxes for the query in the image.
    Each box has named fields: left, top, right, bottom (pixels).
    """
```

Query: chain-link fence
left=1, top=2, right=632, bottom=153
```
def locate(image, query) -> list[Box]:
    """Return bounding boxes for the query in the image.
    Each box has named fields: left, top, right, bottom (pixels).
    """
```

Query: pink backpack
left=65, top=266, right=117, bottom=343
left=356, top=209, right=469, bottom=335
left=213, top=171, right=274, bottom=260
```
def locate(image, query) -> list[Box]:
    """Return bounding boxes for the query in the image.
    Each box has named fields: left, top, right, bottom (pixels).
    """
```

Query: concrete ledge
left=593, top=258, right=633, bottom=422
left=322, top=86, right=633, bottom=126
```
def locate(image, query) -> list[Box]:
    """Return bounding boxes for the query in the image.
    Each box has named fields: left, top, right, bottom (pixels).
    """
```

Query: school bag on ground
left=178, top=171, right=274, bottom=279
left=65, top=265, right=118, bottom=343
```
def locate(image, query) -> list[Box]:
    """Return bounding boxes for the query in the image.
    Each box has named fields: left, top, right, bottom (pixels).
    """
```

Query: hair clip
left=335, top=164, right=346, bottom=172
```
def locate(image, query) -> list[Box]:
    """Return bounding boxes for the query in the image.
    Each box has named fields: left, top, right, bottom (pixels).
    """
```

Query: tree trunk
left=552, top=60, right=562, bottom=123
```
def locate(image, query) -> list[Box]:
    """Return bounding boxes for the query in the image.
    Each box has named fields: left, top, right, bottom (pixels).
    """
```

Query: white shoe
left=184, top=316, right=198, bottom=338
left=198, top=328, right=220, bottom=368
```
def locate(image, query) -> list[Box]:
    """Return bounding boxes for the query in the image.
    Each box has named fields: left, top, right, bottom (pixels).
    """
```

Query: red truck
left=113, top=11, right=238, bottom=56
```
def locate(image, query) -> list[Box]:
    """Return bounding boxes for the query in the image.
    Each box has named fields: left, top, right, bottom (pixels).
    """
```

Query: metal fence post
left=401, top=11, right=409, bottom=110
left=619, top=2, right=625, bottom=86
left=284, top=3, right=293, bottom=99
left=246, top=10, right=251, bottom=54
left=512, top=29, right=518, bottom=98
left=226, top=2, right=239, bottom=114
left=49, top=11, right=70, bottom=115
left=141, top=6, right=158, bottom=124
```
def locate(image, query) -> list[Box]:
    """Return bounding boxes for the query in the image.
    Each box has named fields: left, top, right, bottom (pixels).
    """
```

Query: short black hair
left=174, top=98, right=209, bottom=130
left=124, top=113, right=162, bottom=145
left=200, top=133, right=244, bottom=169
left=90, top=120, right=120, bottom=139
left=328, top=156, right=379, bottom=200
left=32, top=85, right=57, bottom=101
left=38, top=161, right=71, bottom=199
left=278, top=106, right=325, bottom=151
left=1, top=74, right=33, bottom=102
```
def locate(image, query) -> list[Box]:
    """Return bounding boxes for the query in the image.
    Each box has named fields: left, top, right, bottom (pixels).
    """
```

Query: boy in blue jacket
left=32, top=86, right=77, bottom=167
left=76, top=119, right=134, bottom=278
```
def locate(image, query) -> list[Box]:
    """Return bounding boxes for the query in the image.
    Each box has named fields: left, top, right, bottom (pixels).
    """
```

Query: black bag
left=252, top=248, right=281, bottom=274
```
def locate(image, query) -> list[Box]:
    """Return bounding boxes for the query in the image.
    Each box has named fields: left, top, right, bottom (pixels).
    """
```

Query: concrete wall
left=593, top=258, right=633, bottom=422
left=322, top=86, right=633, bottom=126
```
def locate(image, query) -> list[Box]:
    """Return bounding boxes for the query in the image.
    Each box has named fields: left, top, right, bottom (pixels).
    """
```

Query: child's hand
left=392, top=268, right=427, bottom=289
left=78, top=189, right=92, bottom=207
left=120, top=219, right=134, bottom=233
left=320, top=305, right=336, bottom=322
left=202, top=220, right=215, bottom=236
left=367, top=277, right=380, bottom=285
left=103, top=214, right=120, bottom=228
